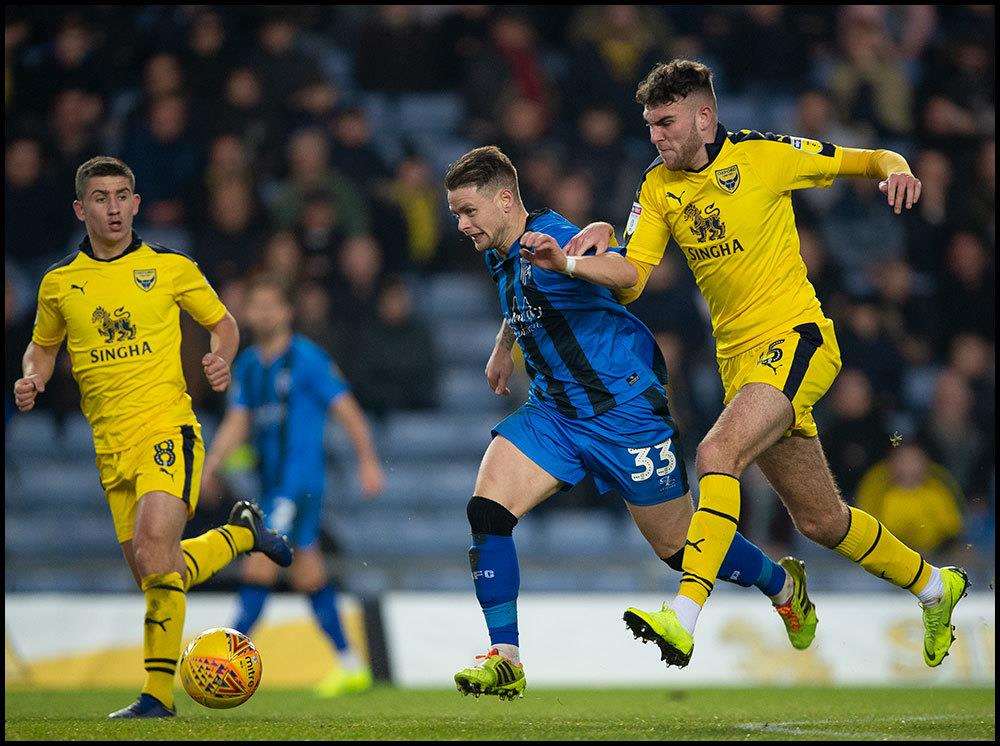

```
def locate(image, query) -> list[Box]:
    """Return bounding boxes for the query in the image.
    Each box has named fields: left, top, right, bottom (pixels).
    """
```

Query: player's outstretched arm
left=486, top=320, right=515, bottom=396
left=202, top=312, right=239, bottom=392
left=838, top=147, right=922, bottom=215
left=331, top=394, right=385, bottom=499
left=14, top=342, right=60, bottom=412
left=520, top=231, right=638, bottom=289
left=201, top=407, right=251, bottom=501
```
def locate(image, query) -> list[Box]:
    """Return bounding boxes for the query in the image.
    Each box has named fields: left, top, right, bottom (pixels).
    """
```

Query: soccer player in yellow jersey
left=12, top=157, right=294, bottom=718
left=566, top=60, right=968, bottom=668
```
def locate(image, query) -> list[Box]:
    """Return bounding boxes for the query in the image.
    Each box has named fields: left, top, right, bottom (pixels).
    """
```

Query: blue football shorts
left=492, top=384, right=690, bottom=506
left=261, top=486, right=324, bottom=549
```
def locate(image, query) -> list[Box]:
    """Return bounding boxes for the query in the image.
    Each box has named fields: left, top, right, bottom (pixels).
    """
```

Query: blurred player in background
left=202, top=275, right=385, bottom=697
left=13, top=156, right=293, bottom=718
left=444, top=146, right=818, bottom=700
left=568, top=59, right=968, bottom=668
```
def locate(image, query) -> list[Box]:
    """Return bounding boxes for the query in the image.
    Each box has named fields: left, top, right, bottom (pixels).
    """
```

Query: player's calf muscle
left=697, top=385, right=792, bottom=476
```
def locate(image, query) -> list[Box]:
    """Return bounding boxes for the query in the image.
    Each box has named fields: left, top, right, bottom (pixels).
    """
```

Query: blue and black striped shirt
left=485, top=209, right=668, bottom=419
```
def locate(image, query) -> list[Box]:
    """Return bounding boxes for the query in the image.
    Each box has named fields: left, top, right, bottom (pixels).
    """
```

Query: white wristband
left=563, top=256, right=577, bottom=277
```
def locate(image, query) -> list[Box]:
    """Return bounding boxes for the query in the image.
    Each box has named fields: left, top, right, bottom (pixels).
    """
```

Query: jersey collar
left=79, top=231, right=144, bottom=262
left=685, top=122, right=729, bottom=174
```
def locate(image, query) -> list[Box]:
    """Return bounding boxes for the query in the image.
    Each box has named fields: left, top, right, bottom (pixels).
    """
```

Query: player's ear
left=496, top=188, right=514, bottom=213
left=73, top=200, right=86, bottom=222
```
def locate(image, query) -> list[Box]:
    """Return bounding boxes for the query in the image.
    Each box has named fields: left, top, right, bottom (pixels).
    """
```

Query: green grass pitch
left=5, top=686, right=995, bottom=740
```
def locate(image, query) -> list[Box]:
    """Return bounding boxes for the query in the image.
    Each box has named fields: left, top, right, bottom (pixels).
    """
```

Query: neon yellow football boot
left=314, top=666, right=374, bottom=697
left=623, top=604, right=694, bottom=667
left=773, top=556, right=818, bottom=650
left=454, top=649, right=526, bottom=700
left=921, top=566, right=970, bottom=667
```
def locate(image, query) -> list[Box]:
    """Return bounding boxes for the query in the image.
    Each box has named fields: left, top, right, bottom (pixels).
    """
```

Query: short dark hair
left=75, top=156, right=135, bottom=200
left=635, top=59, right=716, bottom=109
left=444, top=145, right=520, bottom=198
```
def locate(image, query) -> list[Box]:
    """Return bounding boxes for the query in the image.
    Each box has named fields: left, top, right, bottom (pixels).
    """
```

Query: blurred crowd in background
left=5, top=6, right=994, bottom=564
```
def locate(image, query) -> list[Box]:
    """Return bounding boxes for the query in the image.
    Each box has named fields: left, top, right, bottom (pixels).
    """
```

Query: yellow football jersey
left=32, top=233, right=228, bottom=453
left=624, top=123, right=844, bottom=357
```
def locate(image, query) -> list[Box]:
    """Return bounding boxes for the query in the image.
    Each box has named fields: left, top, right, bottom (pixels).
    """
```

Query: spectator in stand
left=937, top=232, right=994, bottom=343
left=296, top=281, right=340, bottom=358
left=856, top=443, right=963, bottom=555
left=254, top=15, right=327, bottom=112
left=837, top=298, right=903, bottom=409
left=869, top=258, right=939, bottom=368
left=549, top=169, right=595, bottom=229
left=827, top=6, right=917, bottom=140
left=329, top=234, right=383, bottom=329
left=269, top=127, right=369, bottom=235
left=820, top=368, right=888, bottom=496
left=17, top=15, right=105, bottom=118
left=496, top=95, right=556, bottom=166
left=6, top=138, right=73, bottom=268
left=181, top=9, right=235, bottom=118
left=799, top=226, right=850, bottom=320
left=295, top=190, right=348, bottom=281
left=192, top=179, right=268, bottom=285
left=121, top=94, right=201, bottom=229
left=355, top=5, right=441, bottom=93
left=341, top=277, right=440, bottom=418
left=919, top=369, right=990, bottom=500
left=46, top=88, right=105, bottom=205
left=328, top=106, right=393, bottom=192
left=209, top=67, right=280, bottom=169
left=947, top=334, right=996, bottom=438
left=571, top=106, right=642, bottom=216
left=566, top=6, right=672, bottom=117
left=463, top=14, right=553, bottom=134
left=902, top=150, right=954, bottom=277
left=379, top=152, right=446, bottom=272
left=258, top=231, right=305, bottom=290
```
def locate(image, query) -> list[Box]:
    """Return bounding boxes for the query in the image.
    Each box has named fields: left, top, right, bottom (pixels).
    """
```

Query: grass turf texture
left=5, top=686, right=995, bottom=741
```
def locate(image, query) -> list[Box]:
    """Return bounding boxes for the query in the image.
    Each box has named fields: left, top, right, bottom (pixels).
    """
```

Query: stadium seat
left=62, top=413, right=95, bottom=457
left=397, top=93, right=465, bottom=136
left=416, top=273, right=496, bottom=322
left=437, top=320, right=504, bottom=366
left=382, top=412, right=498, bottom=461
left=5, top=411, right=57, bottom=458
left=17, top=460, right=103, bottom=508
left=537, top=511, right=617, bottom=557
left=440, top=368, right=508, bottom=413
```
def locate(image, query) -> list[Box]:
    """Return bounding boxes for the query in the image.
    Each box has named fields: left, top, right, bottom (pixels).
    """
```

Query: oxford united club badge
left=133, top=268, right=157, bottom=291
left=715, top=164, right=740, bottom=194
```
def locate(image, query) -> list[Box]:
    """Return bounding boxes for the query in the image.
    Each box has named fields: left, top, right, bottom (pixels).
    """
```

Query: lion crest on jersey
left=92, top=305, right=137, bottom=343
left=683, top=203, right=727, bottom=243
left=715, top=164, right=741, bottom=194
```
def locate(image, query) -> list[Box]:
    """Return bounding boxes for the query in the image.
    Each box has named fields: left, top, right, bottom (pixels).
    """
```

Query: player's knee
left=695, top=436, right=740, bottom=477
left=467, top=496, right=518, bottom=536
left=792, top=509, right=843, bottom=548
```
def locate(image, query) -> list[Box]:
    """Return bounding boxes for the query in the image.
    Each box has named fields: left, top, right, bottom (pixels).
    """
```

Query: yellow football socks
left=180, top=525, right=254, bottom=591
left=140, top=571, right=186, bottom=709
left=834, top=506, right=933, bottom=595
left=678, top=474, right=742, bottom=606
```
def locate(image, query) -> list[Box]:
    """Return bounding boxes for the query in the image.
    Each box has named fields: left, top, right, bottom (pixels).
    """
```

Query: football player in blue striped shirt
left=444, top=146, right=813, bottom=699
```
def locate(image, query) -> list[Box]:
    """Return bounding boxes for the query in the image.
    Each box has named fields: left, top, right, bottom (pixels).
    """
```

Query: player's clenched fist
left=13, top=374, right=45, bottom=412
left=202, top=353, right=231, bottom=392
left=878, top=172, right=922, bottom=215
left=520, top=231, right=567, bottom=272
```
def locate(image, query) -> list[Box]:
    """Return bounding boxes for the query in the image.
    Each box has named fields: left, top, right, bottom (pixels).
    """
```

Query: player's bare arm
left=520, top=231, right=638, bottom=289
left=486, top=320, right=516, bottom=396
left=201, top=407, right=252, bottom=499
left=331, top=394, right=385, bottom=498
left=14, top=341, right=60, bottom=412
left=202, top=312, right=240, bottom=392
left=837, top=147, right=922, bottom=215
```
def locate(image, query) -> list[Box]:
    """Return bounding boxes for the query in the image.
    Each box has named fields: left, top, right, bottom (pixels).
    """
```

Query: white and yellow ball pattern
left=179, top=627, right=262, bottom=709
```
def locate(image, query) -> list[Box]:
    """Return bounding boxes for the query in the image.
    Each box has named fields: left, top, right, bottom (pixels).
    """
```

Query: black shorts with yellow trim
left=95, top=423, right=205, bottom=542
left=717, top=317, right=842, bottom=438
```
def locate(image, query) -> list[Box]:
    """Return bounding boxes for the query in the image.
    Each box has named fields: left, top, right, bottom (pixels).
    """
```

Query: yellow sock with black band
left=834, top=506, right=935, bottom=596
left=140, top=571, right=186, bottom=709
left=180, top=525, right=254, bottom=591
left=677, top=473, right=742, bottom=608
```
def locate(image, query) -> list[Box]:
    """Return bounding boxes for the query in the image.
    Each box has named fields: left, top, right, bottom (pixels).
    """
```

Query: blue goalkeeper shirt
left=229, top=334, right=349, bottom=496
left=484, top=209, right=667, bottom=419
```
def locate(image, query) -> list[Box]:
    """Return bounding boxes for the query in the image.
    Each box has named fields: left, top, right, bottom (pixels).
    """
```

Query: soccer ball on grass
left=179, top=627, right=262, bottom=708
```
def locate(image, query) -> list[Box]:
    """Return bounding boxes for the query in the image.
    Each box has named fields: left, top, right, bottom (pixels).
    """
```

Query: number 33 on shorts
left=629, top=440, right=678, bottom=483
